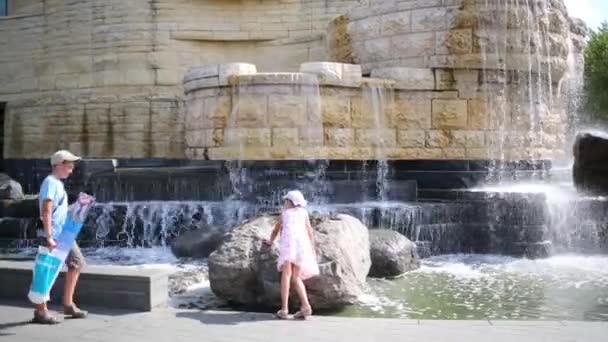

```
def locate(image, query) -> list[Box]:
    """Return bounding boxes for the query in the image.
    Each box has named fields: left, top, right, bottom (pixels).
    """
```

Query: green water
left=341, top=254, right=608, bottom=321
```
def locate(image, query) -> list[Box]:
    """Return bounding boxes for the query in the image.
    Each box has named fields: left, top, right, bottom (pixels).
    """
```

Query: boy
left=32, top=150, right=87, bottom=324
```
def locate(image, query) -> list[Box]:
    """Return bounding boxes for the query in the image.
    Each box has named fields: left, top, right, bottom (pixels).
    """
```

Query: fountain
left=1, top=0, right=606, bottom=321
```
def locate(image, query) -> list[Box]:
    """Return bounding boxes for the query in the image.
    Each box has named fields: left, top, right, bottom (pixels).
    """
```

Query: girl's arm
left=267, top=219, right=281, bottom=244
left=306, top=216, right=314, bottom=246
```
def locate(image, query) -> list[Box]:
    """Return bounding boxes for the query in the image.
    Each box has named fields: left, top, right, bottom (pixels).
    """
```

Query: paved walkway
left=1, top=301, right=606, bottom=342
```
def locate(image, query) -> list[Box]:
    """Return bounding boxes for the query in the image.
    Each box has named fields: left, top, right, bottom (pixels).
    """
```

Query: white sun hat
left=50, top=150, right=81, bottom=165
left=282, top=190, right=307, bottom=207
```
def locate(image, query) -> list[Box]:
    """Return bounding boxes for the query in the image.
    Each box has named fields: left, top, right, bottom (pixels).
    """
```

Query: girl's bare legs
left=291, top=265, right=312, bottom=312
left=280, top=263, right=292, bottom=313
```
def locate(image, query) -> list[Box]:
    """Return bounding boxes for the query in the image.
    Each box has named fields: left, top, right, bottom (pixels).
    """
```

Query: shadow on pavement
left=0, top=320, right=31, bottom=336
left=176, top=311, right=276, bottom=326
left=0, top=299, right=140, bottom=317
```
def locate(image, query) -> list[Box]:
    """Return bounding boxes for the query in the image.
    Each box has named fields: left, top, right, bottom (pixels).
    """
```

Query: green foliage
left=584, top=22, right=608, bottom=121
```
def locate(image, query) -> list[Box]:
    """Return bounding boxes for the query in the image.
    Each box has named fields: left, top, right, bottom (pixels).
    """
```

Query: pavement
left=0, top=301, right=606, bottom=342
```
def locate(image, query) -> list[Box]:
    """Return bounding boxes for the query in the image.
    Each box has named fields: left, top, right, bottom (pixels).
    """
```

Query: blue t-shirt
left=38, top=175, right=67, bottom=237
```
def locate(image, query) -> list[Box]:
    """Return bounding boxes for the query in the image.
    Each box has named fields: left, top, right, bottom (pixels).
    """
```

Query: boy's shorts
left=39, top=239, right=86, bottom=270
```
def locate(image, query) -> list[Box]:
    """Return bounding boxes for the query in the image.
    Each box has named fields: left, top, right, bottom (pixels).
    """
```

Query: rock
left=170, top=229, right=227, bottom=259
left=208, top=214, right=371, bottom=310
left=0, top=197, right=39, bottom=218
left=368, top=229, right=420, bottom=278
left=573, top=132, right=608, bottom=195
left=0, top=218, right=38, bottom=238
left=0, top=174, right=24, bottom=201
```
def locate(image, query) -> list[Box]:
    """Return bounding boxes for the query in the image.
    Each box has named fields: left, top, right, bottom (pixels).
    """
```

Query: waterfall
left=224, top=72, right=327, bottom=203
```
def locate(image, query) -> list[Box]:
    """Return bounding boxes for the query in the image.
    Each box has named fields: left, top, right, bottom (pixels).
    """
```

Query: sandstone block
left=351, top=95, right=392, bottom=129
left=234, top=95, right=268, bottom=128
left=268, top=95, right=306, bottom=127
left=468, top=99, right=489, bottom=130
left=432, top=99, right=468, bottom=129
left=300, top=62, right=362, bottom=87
left=300, top=127, right=324, bottom=146
left=324, top=128, right=354, bottom=147
left=184, top=65, right=220, bottom=83
left=186, top=129, right=223, bottom=147
left=411, top=7, right=448, bottom=32
left=354, top=38, right=391, bottom=63
left=397, top=130, right=426, bottom=147
left=219, top=63, right=257, bottom=85
left=426, top=130, right=452, bottom=148
left=392, top=97, right=431, bottom=129
left=322, top=96, right=351, bottom=127
left=380, top=12, right=411, bottom=36
left=441, top=148, right=466, bottom=159
left=355, top=129, right=396, bottom=147
left=184, top=77, right=220, bottom=93
left=224, top=128, right=271, bottom=147
left=436, top=29, right=473, bottom=55
left=451, top=130, right=486, bottom=147
left=371, top=68, right=434, bottom=90
left=435, top=69, right=455, bottom=90
left=347, top=17, right=381, bottom=40
left=390, top=32, right=435, bottom=58
left=203, top=96, right=231, bottom=129
left=272, top=128, right=299, bottom=146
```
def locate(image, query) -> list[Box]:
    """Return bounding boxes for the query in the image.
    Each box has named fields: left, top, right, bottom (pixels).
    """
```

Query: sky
left=564, top=0, right=608, bottom=30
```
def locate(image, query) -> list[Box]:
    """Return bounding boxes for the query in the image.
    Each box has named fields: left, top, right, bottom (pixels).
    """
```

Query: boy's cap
left=50, top=150, right=81, bottom=165
left=282, top=190, right=307, bottom=207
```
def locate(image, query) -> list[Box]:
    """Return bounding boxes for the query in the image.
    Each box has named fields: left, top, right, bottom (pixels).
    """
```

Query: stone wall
left=0, top=0, right=359, bottom=159
left=0, top=0, right=584, bottom=161
left=184, top=62, right=564, bottom=160
left=325, top=0, right=587, bottom=161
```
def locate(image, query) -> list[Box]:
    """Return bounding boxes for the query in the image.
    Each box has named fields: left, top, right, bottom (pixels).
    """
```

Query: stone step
left=0, top=261, right=169, bottom=312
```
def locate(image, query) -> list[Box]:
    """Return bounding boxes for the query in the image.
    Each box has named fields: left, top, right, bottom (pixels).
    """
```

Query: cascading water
left=224, top=72, right=328, bottom=204
left=82, top=201, right=258, bottom=248
left=363, top=81, right=395, bottom=202
left=476, top=0, right=577, bottom=181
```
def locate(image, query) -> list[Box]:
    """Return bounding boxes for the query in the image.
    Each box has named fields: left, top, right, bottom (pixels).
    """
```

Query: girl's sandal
left=275, top=309, right=289, bottom=320
left=293, top=306, right=312, bottom=320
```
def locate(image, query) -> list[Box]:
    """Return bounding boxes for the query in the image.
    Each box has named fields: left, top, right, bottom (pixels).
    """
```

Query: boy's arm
left=40, top=200, right=54, bottom=238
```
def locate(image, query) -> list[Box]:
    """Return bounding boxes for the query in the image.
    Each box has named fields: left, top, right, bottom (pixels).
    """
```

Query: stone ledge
left=0, top=261, right=169, bottom=312
left=183, top=64, right=257, bottom=92
left=300, top=62, right=362, bottom=87
left=230, top=72, right=319, bottom=86
left=371, top=67, right=435, bottom=90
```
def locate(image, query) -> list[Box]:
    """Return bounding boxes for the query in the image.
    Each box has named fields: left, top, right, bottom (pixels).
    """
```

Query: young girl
left=264, top=190, right=319, bottom=320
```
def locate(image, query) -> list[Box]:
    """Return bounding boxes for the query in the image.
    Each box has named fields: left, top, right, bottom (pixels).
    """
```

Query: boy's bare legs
left=63, top=269, right=80, bottom=307
left=280, top=263, right=292, bottom=313
left=291, top=265, right=312, bottom=312
left=34, top=303, right=47, bottom=315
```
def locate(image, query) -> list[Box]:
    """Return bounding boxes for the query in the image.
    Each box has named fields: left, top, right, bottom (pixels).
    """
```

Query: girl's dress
left=277, top=207, right=320, bottom=280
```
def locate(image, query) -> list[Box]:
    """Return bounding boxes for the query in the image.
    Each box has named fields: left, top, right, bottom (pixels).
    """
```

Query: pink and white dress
left=277, top=207, right=319, bottom=280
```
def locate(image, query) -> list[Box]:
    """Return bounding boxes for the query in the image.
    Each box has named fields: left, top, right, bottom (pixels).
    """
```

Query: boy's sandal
left=294, top=306, right=312, bottom=319
left=31, top=311, right=60, bottom=325
left=64, top=304, right=88, bottom=319
left=275, top=310, right=289, bottom=320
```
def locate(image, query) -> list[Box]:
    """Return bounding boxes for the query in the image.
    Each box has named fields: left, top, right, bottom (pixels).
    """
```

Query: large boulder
left=170, top=229, right=227, bottom=259
left=368, top=229, right=420, bottom=278
left=208, top=214, right=371, bottom=310
left=0, top=218, right=38, bottom=238
left=573, top=132, right=608, bottom=195
left=0, top=173, right=24, bottom=201
left=0, top=197, right=39, bottom=218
